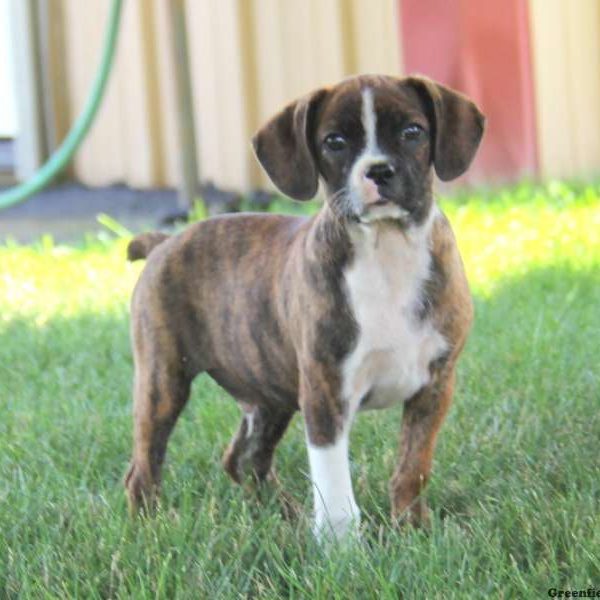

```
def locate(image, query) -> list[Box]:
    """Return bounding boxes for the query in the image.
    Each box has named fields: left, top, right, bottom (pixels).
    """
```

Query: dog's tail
left=127, top=232, right=170, bottom=261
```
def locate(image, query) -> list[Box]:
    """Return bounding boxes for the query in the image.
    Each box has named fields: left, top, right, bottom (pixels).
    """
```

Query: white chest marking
left=342, top=211, right=448, bottom=414
left=304, top=89, right=445, bottom=543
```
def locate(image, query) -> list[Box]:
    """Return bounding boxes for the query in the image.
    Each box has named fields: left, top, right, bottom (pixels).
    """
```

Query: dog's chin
left=356, top=200, right=410, bottom=225
left=326, top=192, right=413, bottom=226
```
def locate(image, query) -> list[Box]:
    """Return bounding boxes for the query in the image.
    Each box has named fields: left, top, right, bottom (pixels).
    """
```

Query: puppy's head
left=253, top=75, right=485, bottom=225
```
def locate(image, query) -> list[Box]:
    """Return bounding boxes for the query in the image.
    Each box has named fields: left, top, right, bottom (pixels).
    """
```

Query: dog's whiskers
left=328, top=187, right=356, bottom=222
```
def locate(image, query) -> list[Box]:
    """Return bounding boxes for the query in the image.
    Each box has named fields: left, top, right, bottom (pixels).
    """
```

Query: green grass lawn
left=1, top=182, right=599, bottom=598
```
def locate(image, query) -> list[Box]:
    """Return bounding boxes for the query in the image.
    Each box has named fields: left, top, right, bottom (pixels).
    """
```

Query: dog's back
left=129, top=213, right=309, bottom=401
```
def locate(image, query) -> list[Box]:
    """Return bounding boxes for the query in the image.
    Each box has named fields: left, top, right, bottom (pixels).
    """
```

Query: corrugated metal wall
left=529, top=0, right=600, bottom=179
left=400, top=0, right=538, bottom=184
left=42, top=0, right=600, bottom=191
left=57, top=0, right=401, bottom=191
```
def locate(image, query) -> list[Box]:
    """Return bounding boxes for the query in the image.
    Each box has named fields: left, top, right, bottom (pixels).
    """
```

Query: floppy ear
left=407, top=76, right=485, bottom=181
left=252, top=89, right=327, bottom=200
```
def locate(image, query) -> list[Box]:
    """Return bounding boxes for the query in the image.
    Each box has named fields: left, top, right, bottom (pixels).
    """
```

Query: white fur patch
left=361, top=88, right=378, bottom=153
left=348, top=88, right=388, bottom=215
left=306, top=431, right=360, bottom=541
left=342, top=209, right=448, bottom=414
left=304, top=89, right=447, bottom=542
left=245, top=411, right=255, bottom=438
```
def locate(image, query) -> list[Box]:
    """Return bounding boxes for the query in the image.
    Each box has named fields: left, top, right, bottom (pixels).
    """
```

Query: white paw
left=313, top=505, right=361, bottom=543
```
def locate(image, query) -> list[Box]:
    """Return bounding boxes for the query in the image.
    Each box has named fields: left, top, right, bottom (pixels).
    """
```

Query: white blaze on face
left=348, top=87, right=407, bottom=222
left=362, top=87, right=378, bottom=155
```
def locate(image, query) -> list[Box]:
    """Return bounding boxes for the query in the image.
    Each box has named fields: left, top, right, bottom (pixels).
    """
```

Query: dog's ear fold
left=406, top=76, right=485, bottom=181
left=252, top=89, right=328, bottom=200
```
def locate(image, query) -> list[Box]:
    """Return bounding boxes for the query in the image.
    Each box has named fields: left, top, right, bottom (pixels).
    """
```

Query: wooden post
left=10, top=0, right=47, bottom=181
left=166, top=0, right=200, bottom=211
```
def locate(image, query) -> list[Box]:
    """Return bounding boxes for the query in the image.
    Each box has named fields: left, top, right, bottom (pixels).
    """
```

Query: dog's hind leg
left=125, top=356, right=192, bottom=514
left=222, top=403, right=294, bottom=485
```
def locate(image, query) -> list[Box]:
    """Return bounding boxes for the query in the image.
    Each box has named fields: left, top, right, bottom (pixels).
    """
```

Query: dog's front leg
left=390, top=368, right=455, bottom=527
left=306, top=432, right=360, bottom=541
left=300, top=373, right=360, bottom=541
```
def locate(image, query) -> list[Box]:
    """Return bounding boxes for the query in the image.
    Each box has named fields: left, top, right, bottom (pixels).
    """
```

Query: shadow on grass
left=1, top=261, right=598, bottom=522
left=1, top=261, right=599, bottom=596
left=346, top=262, right=600, bottom=534
left=422, top=261, right=599, bottom=534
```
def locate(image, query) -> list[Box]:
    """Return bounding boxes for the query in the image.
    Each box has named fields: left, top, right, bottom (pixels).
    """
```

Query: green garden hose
left=0, top=0, right=123, bottom=210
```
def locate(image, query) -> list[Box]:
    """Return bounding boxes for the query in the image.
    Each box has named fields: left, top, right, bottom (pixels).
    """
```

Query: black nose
left=365, top=162, right=395, bottom=185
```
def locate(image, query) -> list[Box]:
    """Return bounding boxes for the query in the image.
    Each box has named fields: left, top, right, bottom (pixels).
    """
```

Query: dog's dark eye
left=323, top=133, right=347, bottom=152
left=400, top=124, right=425, bottom=142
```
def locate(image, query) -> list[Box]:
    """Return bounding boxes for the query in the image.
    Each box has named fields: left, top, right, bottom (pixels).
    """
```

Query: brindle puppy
left=124, top=75, right=484, bottom=540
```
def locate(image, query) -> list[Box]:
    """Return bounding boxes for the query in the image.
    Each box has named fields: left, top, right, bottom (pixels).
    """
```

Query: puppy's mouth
left=363, top=192, right=398, bottom=209
left=357, top=197, right=410, bottom=224
left=371, top=197, right=392, bottom=206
